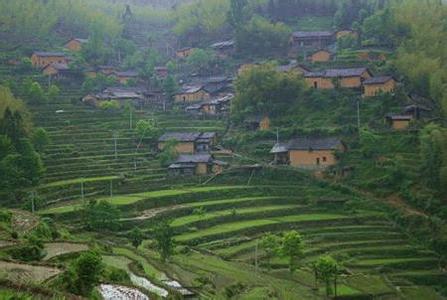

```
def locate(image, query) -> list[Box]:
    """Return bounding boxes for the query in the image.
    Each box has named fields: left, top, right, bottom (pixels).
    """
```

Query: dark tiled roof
left=211, top=40, right=235, bottom=49
left=386, top=114, right=413, bottom=121
left=363, top=76, right=395, bottom=85
left=114, top=70, right=138, bottom=77
left=45, top=63, right=69, bottom=70
left=159, top=132, right=202, bottom=142
left=305, top=68, right=370, bottom=78
left=292, top=31, right=334, bottom=39
left=33, top=51, right=66, bottom=57
left=199, top=132, right=216, bottom=139
left=270, top=143, right=289, bottom=154
left=288, top=137, right=342, bottom=150
left=175, top=154, right=212, bottom=163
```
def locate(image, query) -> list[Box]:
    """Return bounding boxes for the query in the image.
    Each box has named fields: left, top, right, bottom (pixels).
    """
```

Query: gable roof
left=288, top=137, right=343, bottom=151
left=175, top=154, right=212, bottom=164
left=363, top=76, right=395, bottom=85
left=270, top=143, right=289, bottom=154
left=113, top=70, right=138, bottom=77
left=159, top=132, right=202, bottom=142
left=211, top=40, right=235, bottom=49
left=292, top=31, right=334, bottom=39
left=386, top=114, right=413, bottom=121
left=179, top=85, right=205, bottom=95
left=33, top=51, right=66, bottom=57
left=43, top=63, right=69, bottom=71
left=305, top=68, right=370, bottom=78
left=66, top=38, right=88, bottom=44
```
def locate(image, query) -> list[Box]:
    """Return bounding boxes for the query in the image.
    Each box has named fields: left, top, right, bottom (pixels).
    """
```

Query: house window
left=322, top=157, right=327, bottom=162
left=183, top=96, right=186, bottom=102
left=313, top=81, right=318, bottom=89
left=316, top=158, right=320, bottom=165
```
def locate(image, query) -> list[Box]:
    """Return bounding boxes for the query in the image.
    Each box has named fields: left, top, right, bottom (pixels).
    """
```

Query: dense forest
left=0, top=0, right=446, bottom=299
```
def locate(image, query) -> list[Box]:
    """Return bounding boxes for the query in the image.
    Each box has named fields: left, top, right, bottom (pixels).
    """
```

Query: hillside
left=0, top=0, right=446, bottom=299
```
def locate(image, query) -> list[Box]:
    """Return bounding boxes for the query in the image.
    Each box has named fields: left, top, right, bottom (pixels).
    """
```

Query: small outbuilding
left=308, top=49, right=333, bottom=63
left=168, top=154, right=227, bottom=176
left=112, top=70, right=139, bottom=84
left=42, top=63, right=71, bottom=78
left=158, top=132, right=217, bottom=154
left=362, top=76, right=397, bottom=97
left=176, top=47, right=194, bottom=58
left=385, top=114, right=413, bottom=130
left=175, top=86, right=211, bottom=104
left=31, top=52, right=68, bottom=68
left=271, top=137, right=346, bottom=169
left=64, top=38, right=88, bottom=52
left=244, top=115, right=271, bottom=131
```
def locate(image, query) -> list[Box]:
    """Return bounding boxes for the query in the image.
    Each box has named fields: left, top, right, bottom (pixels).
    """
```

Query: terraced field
left=44, top=170, right=446, bottom=299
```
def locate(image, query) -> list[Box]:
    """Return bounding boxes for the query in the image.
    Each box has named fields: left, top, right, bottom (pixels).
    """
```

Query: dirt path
left=123, top=204, right=188, bottom=221
left=10, top=209, right=39, bottom=234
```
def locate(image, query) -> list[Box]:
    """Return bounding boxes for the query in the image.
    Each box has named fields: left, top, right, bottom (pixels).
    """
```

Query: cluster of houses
left=82, top=87, right=164, bottom=109
left=31, top=38, right=141, bottom=84
left=157, top=132, right=227, bottom=176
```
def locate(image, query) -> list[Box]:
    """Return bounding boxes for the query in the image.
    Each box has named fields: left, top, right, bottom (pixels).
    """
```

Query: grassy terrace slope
left=24, top=77, right=226, bottom=205
left=47, top=168, right=446, bottom=299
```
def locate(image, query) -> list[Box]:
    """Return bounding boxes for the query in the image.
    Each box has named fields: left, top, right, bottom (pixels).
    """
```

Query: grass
left=293, top=16, right=334, bottom=31
left=40, top=185, right=251, bottom=214
left=113, top=247, right=165, bottom=281
left=175, top=213, right=352, bottom=242
left=40, top=176, right=119, bottom=188
left=171, top=205, right=302, bottom=227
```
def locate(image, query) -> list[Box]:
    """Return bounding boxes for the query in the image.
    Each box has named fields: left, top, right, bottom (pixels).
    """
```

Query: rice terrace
left=0, top=0, right=446, bottom=299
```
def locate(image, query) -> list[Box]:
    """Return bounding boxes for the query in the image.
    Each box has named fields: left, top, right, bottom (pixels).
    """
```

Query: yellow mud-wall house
left=65, top=40, right=83, bottom=52
left=306, top=71, right=371, bottom=89
left=175, top=90, right=210, bottom=104
left=42, top=65, right=59, bottom=76
left=363, top=79, right=396, bottom=97
left=391, top=120, right=410, bottom=130
left=158, top=142, right=195, bottom=154
left=195, top=163, right=209, bottom=175
left=176, top=48, right=194, bottom=58
left=309, top=50, right=331, bottom=63
left=31, top=54, right=67, bottom=68
left=305, top=76, right=335, bottom=89
left=289, top=149, right=337, bottom=168
left=259, top=116, right=271, bottom=130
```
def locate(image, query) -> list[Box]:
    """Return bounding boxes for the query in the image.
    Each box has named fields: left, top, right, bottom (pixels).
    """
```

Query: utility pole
left=110, top=180, right=113, bottom=198
left=31, top=191, right=35, bottom=213
left=276, top=128, right=279, bottom=144
left=255, top=239, right=259, bottom=275
left=81, top=179, right=85, bottom=203
left=357, top=99, right=361, bottom=133
left=129, top=108, right=133, bottom=130
left=113, top=131, right=118, bottom=159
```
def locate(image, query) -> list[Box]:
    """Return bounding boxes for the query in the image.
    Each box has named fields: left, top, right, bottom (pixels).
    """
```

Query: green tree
left=85, top=200, right=120, bottom=231
left=158, top=139, right=179, bottom=167
left=260, top=233, right=281, bottom=269
left=47, top=85, right=60, bottom=102
left=163, top=75, right=179, bottom=105
left=129, top=227, right=145, bottom=249
left=186, top=49, right=215, bottom=74
left=65, top=251, right=104, bottom=296
left=99, top=100, right=121, bottom=111
left=135, top=119, right=159, bottom=143
left=32, top=127, right=50, bottom=153
left=236, top=16, right=291, bottom=57
left=281, top=230, right=304, bottom=272
left=27, top=82, right=47, bottom=104
left=153, top=220, right=174, bottom=263
left=233, top=63, right=306, bottom=121
left=313, top=255, right=340, bottom=297
left=228, top=0, right=248, bottom=29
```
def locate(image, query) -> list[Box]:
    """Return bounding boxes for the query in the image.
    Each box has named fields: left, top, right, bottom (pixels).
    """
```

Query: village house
left=362, top=76, right=397, bottom=97
left=307, top=49, right=333, bottom=63
left=271, top=137, right=346, bottom=169
left=289, top=31, right=335, bottom=56
left=158, top=132, right=217, bottom=154
left=185, top=94, right=233, bottom=116
left=244, top=115, right=271, bottom=131
left=42, top=63, right=71, bottom=79
left=404, top=104, right=432, bottom=120
left=82, top=87, right=154, bottom=108
left=385, top=114, right=413, bottom=130
left=64, top=38, right=88, bottom=52
left=336, top=30, right=358, bottom=40
left=202, top=76, right=233, bottom=97
left=175, top=86, right=211, bottom=104
left=210, top=40, right=235, bottom=58
left=167, top=154, right=227, bottom=176
left=154, top=66, right=168, bottom=78
left=84, top=65, right=118, bottom=78
left=304, top=67, right=372, bottom=89
left=176, top=47, right=194, bottom=59
left=111, top=70, right=139, bottom=84
left=31, top=52, right=68, bottom=68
